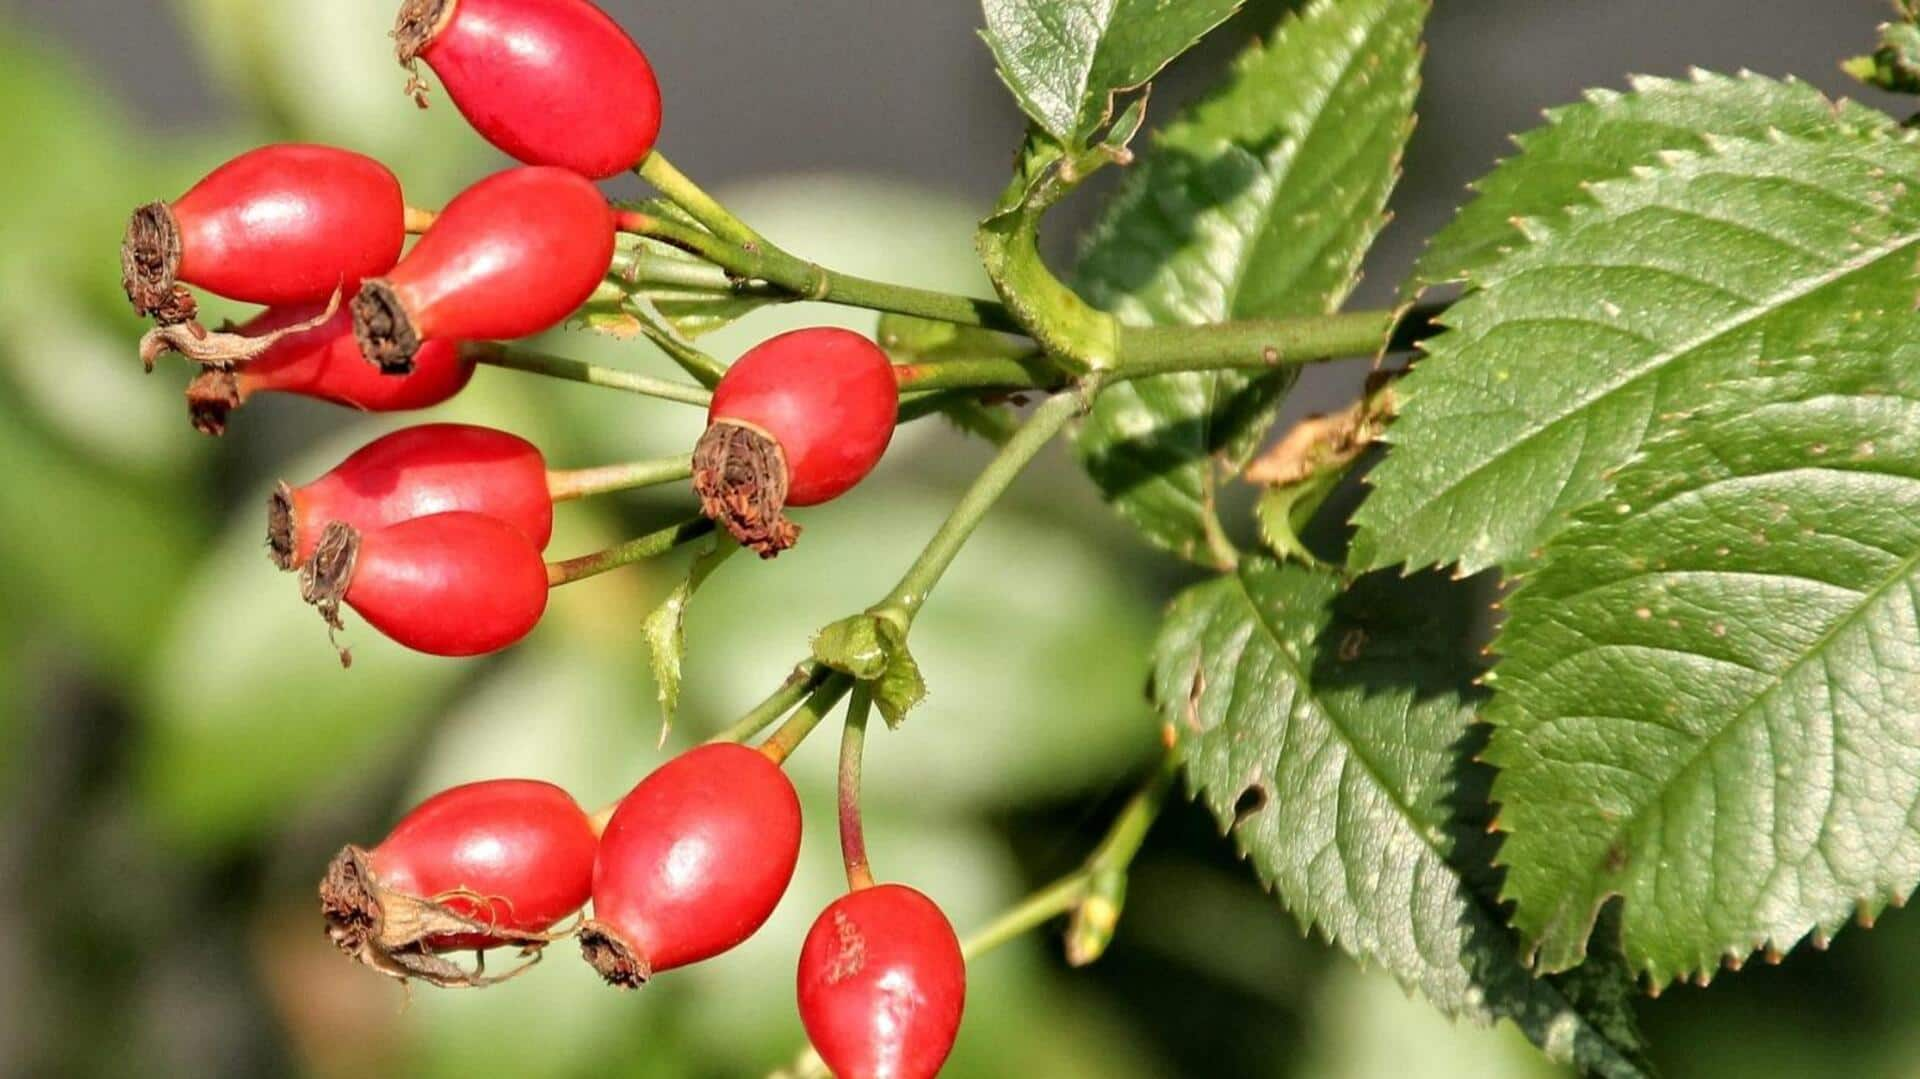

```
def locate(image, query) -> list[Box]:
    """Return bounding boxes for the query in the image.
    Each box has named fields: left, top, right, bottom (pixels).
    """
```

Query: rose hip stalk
left=580, top=743, right=802, bottom=987
left=321, top=779, right=598, bottom=987
left=186, top=298, right=475, bottom=436
left=271, top=423, right=553, bottom=571
left=797, top=884, right=967, bottom=1079
left=695, top=328, right=899, bottom=557
left=353, top=167, right=615, bottom=375
left=122, top=144, right=407, bottom=323
left=394, top=0, right=662, bottom=179
left=300, top=511, right=550, bottom=662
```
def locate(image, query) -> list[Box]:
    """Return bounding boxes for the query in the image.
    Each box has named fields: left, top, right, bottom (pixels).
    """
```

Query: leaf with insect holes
left=1073, top=0, right=1428, bottom=568
left=1485, top=335, right=1920, bottom=986
left=1351, top=130, right=1920, bottom=576
left=1409, top=70, right=1896, bottom=298
left=642, top=538, right=738, bottom=740
left=1154, top=558, right=1650, bottom=1076
left=812, top=613, right=927, bottom=728
left=980, top=0, right=1243, bottom=147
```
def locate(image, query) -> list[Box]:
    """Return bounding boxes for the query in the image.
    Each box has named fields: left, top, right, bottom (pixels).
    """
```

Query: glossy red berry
left=321, top=779, right=598, bottom=986
left=300, top=510, right=550, bottom=659
left=797, top=884, right=967, bottom=1079
left=395, top=0, right=662, bottom=179
left=185, top=296, right=475, bottom=435
left=122, top=144, right=406, bottom=323
left=580, top=743, right=802, bottom=986
left=694, top=328, right=899, bottom=557
left=353, top=166, right=615, bottom=375
left=271, top=423, right=553, bottom=572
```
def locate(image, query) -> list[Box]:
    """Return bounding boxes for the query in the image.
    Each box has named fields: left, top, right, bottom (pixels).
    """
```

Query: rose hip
left=300, top=511, right=550, bottom=659
left=797, top=884, right=967, bottom=1079
left=580, top=743, right=802, bottom=986
left=122, top=144, right=407, bottom=323
left=321, top=778, right=598, bottom=986
left=270, top=423, right=553, bottom=571
left=352, top=166, right=615, bottom=374
left=694, top=328, right=899, bottom=557
left=394, top=0, right=663, bottom=179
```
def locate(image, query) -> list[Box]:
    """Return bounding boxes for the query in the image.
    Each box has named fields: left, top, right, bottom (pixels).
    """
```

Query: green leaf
left=642, top=538, right=738, bottom=739
left=812, top=613, right=927, bottom=729
left=1846, top=21, right=1920, bottom=95
left=980, top=0, right=1243, bottom=147
left=1154, top=558, right=1648, bottom=1075
left=1485, top=338, right=1920, bottom=986
left=1073, top=0, right=1428, bottom=567
left=1410, top=70, right=1896, bottom=297
left=1353, top=131, right=1920, bottom=575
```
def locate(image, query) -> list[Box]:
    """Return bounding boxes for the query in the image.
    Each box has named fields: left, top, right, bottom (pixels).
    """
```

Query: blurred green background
left=2, top=1, right=1918, bottom=1076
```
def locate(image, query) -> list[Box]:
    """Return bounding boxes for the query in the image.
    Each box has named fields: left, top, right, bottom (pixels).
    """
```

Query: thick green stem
left=758, top=674, right=853, bottom=765
left=637, top=152, right=763, bottom=249
left=1117, top=305, right=1441, bottom=377
left=838, top=688, right=876, bottom=892
left=877, top=381, right=1097, bottom=619
left=468, top=343, right=712, bottom=406
left=545, top=518, right=715, bottom=587
left=708, top=662, right=829, bottom=745
left=547, top=454, right=694, bottom=502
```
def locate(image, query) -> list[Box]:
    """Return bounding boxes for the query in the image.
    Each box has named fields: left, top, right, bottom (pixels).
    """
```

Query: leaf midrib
left=1388, top=174, right=1920, bottom=563
left=1519, top=449, right=1920, bottom=941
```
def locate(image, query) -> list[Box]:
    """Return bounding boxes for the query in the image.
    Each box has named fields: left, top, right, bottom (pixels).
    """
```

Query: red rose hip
left=798, top=884, right=967, bottom=1079
left=300, top=511, right=550, bottom=658
left=394, top=0, right=662, bottom=179
left=122, top=144, right=407, bottom=322
left=271, top=423, right=554, bottom=571
left=694, top=328, right=899, bottom=557
left=580, top=743, right=803, bottom=986
left=321, top=779, right=598, bottom=986
left=353, top=167, right=614, bottom=374
left=186, top=297, right=475, bottom=435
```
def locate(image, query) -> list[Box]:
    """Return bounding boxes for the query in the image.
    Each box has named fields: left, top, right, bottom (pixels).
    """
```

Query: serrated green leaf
left=642, top=538, right=737, bottom=739
left=980, top=0, right=1243, bottom=146
left=1485, top=339, right=1920, bottom=986
left=1353, top=131, right=1920, bottom=575
left=1846, top=21, right=1920, bottom=95
left=1073, top=0, right=1427, bottom=567
left=1154, top=559, right=1648, bottom=1076
left=1410, top=70, right=1896, bottom=297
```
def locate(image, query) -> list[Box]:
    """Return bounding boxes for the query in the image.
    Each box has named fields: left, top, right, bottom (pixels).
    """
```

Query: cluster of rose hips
left=120, top=1, right=961, bottom=1074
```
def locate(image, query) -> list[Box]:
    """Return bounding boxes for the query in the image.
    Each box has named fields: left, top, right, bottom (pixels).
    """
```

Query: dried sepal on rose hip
left=300, top=511, right=550, bottom=663
left=393, top=0, right=662, bottom=179
left=184, top=297, right=476, bottom=436
left=694, top=328, right=900, bottom=558
left=321, top=779, right=598, bottom=988
left=270, top=423, right=553, bottom=571
left=797, top=883, right=967, bottom=1079
left=352, top=166, right=615, bottom=375
left=579, top=743, right=802, bottom=987
left=121, top=144, right=407, bottom=324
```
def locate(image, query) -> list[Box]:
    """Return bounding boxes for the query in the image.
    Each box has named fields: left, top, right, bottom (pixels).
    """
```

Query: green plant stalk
left=620, top=297, right=731, bottom=387
left=545, top=517, right=716, bottom=587
left=547, top=454, right=695, bottom=502
left=468, top=343, right=713, bottom=406
left=877, top=380, right=1100, bottom=620
left=838, top=687, right=877, bottom=891
left=758, top=674, right=854, bottom=764
left=708, top=662, right=830, bottom=745
left=637, top=152, right=763, bottom=249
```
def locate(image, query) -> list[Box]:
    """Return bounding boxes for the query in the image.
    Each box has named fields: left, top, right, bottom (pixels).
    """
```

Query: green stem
left=546, top=454, right=694, bottom=502
left=1117, top=304, right=1442, bottom=377
left=620, top=297, right=731, bottom=388
left=838, top=687, right=876, bottom=891
left=708, top=662, right=829, bottom=745
left=962, top=875, right=1089, bottom=962
left=469, top=343, right=713, bottom=406
left=893, top=354, right=1058, bottom=394
left=877, top=380, right=1098, bottom=619
left=758, top=674, right=853, bottom=764
left=627, top=156, right=1026, bottom=334
left=545, top=517, right=715, bottom=587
